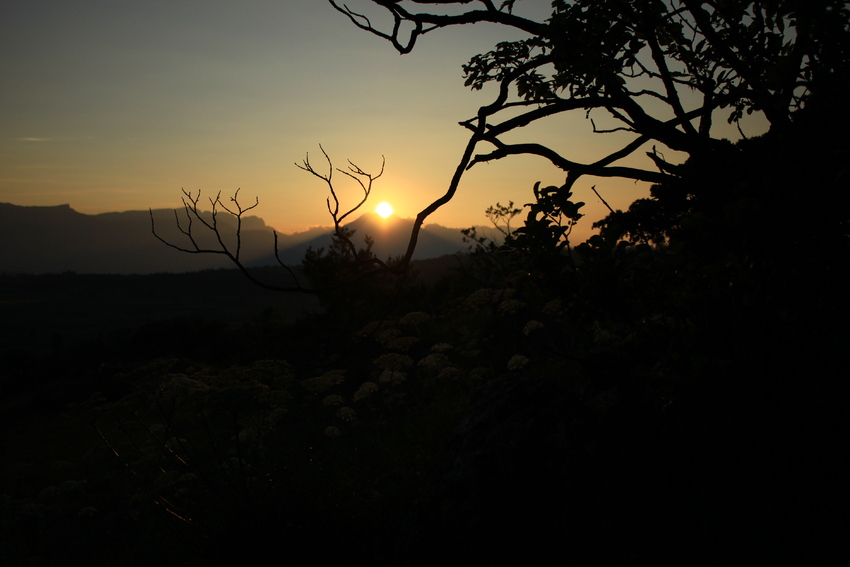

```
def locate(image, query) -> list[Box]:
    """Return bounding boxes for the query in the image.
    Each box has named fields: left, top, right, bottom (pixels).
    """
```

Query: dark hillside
left=0, top=204, right=277, bottom=274
left=0, top=203, right=487, bottom=274
left=0, top=268, right=320, bottom=363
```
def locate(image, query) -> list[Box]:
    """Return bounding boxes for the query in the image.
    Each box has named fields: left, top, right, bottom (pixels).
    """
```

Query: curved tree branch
left=471, top=139, right=672, bottom=185
left=296, top=144, right=389, bottom=268
left=329, top=0, right=545, bottom=54
left=150, top=190, right=313, bottom=293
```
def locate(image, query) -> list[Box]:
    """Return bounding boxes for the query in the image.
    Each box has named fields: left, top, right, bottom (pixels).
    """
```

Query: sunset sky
left=1, top=0, right=763, bottom=240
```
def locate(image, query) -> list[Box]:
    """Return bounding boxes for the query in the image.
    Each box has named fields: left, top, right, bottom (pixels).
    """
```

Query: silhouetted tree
left=155, top=1, right=849, bottom=287
left=332, top=0, right=849, bottom=237
left=151, top=146, right=394, bottom=292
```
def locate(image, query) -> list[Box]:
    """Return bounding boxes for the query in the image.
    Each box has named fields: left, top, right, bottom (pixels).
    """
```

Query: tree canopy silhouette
left=155, top=1, right=848, bottom=288
left=333, top=0, right=848, bottom=196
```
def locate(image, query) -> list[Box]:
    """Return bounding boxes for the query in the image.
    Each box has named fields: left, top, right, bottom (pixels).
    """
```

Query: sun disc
left=376, top=201, right=394, bottom=218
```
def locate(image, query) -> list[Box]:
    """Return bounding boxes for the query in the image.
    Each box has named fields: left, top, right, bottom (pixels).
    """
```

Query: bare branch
left=328, top=0, right=545, bottom=54
left=470, top=139, right=672, bottom=185
left=481, top=95, right=619, bottom=138
left=151, top=189, right=314, bottom=294
left=272, top=230, right=305, bottom=289
left=399, top=111, right=488, bottom=268
left=590, top=118, right=636, bottom=135
left=297, top=145, right=388, bottom=268
left=646, top=145, right=684, bottom=176
left=645, top=25, right=700, bottom=137
left=590, top=185, right=615, bottom=215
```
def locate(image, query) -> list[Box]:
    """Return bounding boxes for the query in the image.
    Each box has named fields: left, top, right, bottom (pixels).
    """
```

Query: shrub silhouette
left=119, top=1, right=849, bottom=563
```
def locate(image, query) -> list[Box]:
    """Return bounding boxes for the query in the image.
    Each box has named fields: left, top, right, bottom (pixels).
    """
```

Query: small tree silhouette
left=151, top=145, right=395, bottom=293
left=330, top=0, right=849, bottom=241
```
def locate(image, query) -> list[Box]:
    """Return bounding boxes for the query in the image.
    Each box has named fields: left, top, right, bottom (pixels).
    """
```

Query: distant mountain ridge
left=270, top=212, right=478, bottom=266
left=0, top=203, right=489, bottom=275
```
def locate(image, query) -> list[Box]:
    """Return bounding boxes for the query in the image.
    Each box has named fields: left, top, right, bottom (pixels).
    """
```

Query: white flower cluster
left=336, top=406, right=357, bottom=422
left=353, top=381, right=379, bottom=402
left=431, top=343, right=453, bottom=353
left=465, top=287, right=497, bottom=307
left=497, top=299, right=527, bottom=316
left=523, top=320, right=545, bottom=335
left=379, top=369, right=407, bottom=385
left=385, top=335, right=419, bottom=352
left=376, top=327, right=401, bottom=343
left=418, top=353, right=449, bottom=369
left=372, top=353, right=414, bottom=371
left=466, top=287, right=517, bottom=308
left=437, top=367, right=463, bottom=380
left=507, top=354, right=530, bottom=371
left=399, top=311, right=431, bottom=328
left=156, top=374, right=209, bottom=402
left=302, top=370, right=346, bottom=394
left=324, top=425, right=342, bottom=438
left=322, top=394, right=345, bottom=406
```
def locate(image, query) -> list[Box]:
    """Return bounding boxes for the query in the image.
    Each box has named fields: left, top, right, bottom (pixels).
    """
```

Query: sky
left=1, top=0, right=763, bottom=241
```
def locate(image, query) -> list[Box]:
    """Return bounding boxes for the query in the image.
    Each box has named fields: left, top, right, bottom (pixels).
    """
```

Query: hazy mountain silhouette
left=1, top=203, right=283, bottom=274
left=263, top=212, right=484, bottom=265
left=0, top=203, right=487, bottom=274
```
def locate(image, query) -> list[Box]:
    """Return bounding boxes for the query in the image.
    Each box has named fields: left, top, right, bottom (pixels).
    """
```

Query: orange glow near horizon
left=376, top=201, right=394, bottom=218
left=0, top=3, right=770, bottom=240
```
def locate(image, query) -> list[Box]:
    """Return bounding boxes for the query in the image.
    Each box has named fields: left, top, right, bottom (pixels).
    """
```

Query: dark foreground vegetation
left=3, top=1, right=848, bottom=563
left=1, top=114, right=846, bottom=564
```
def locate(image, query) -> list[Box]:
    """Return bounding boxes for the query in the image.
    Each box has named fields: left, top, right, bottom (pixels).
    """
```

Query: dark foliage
left=429, top=87, right=848, bottom=563
left=5, top=2, right=847, bottom=565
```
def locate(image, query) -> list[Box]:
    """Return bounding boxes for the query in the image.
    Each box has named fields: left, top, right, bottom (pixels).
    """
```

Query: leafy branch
left=330, top=0, right=844, bottom=199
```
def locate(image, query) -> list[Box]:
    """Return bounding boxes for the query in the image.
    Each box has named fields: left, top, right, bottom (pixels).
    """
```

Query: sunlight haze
left=376, top=201, right=394, bottom=219
left=1, top=0, right=765, bottom=241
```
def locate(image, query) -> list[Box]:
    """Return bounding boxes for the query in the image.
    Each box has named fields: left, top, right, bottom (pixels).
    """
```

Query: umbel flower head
left=336, top=406, right=357, bottom=422
left=465, top=287, right=496, bottom=307
left=507, top=355, right=529, bottom=371
left=302, top=370, right=346, bottom=394
left=379, top=370, right=407, bottom=385
left=353, top=381, right=379, bottom=402
left=497, top=299, right=527, bottom=316
left=418, top=353, right=449, bottom=369
left=324, top=426, right=342, bottom=438
left=523, top=320, right=544, bottom=335
left=438, top=366, right=463, bottom=380
left=399, top=311, right=430, bottom=328
left=373, top=353, right=414, bottom=371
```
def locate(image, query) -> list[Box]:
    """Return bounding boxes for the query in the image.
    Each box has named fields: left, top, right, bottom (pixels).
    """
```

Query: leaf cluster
left=510, top=181, right=584, bottom=257
left=336, top=0, right=850, bottom=218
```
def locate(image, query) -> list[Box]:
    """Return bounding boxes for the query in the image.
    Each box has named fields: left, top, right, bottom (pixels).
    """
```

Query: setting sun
left=376, top=201, right=394, bottom=218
